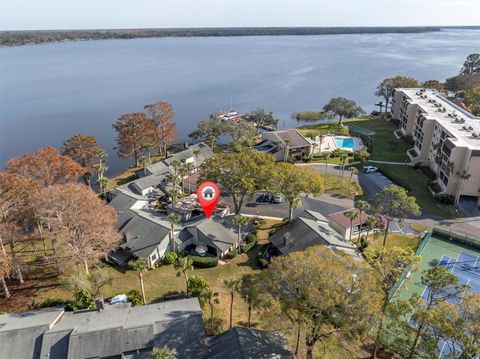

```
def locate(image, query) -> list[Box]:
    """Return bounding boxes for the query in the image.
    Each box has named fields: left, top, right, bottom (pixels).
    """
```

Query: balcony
left=407, top=148, right=419, bottom=161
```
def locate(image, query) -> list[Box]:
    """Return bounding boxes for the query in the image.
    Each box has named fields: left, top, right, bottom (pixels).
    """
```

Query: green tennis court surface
left=393, top=229, right=480, bottom=302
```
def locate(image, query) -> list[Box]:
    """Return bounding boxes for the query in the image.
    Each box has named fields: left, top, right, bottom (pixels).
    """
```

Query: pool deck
left=314, top=135, right=365, bottom=153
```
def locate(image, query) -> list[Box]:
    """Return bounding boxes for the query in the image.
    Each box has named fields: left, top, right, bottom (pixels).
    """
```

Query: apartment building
left=391, top=88, right=480, bottom=206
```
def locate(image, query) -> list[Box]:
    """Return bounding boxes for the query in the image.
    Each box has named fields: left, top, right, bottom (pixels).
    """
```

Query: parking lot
left=357, top=169, right=393, bottom=200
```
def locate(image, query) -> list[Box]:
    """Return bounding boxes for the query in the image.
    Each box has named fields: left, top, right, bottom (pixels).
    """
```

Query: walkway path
left=368, top=160, right=413, bottom=165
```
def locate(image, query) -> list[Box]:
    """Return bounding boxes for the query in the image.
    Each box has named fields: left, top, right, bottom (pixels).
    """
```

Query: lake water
left=1, top=29, right=479, bottom=174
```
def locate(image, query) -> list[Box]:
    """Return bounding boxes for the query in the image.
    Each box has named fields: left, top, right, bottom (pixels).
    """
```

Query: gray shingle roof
left=0, top=308, right=64, bottom=359
left=269, top=216, right=355, bottom=256
left=163, top=142, right=213, bottom=167
left=186, top=219, right=237, bottom=253
left=38, top=298, right=205, bottom=359
left=203, top=327, right=293, bottom=359
left=108, top=190, right=137, bottom=229
left=119, top=215, right=170, bottom=259
left=273, top=130, right=310, bottom=148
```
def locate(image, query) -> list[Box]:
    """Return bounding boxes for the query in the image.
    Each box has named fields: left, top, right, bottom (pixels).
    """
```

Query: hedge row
left=241, top=239, right=257, bottom=253
left=190, top=255, right=218, bottom=268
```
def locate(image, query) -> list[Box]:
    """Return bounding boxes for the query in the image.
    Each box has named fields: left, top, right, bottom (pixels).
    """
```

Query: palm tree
left=96, top=176, right=109, bottom=199
left=454, top=169, right=471, bottom=206
left=167, top=213, right=180, bottom=252
left=224, top=278, right=242, bottom=329
left=204, top=288, right=220, bottom=333
left=348, top=167, right=359, bottom=188
left=175, top=257, right=193, bottom=292
left=345, top=209, right=359, bottom=242
left=138, top=156, right=148, bottom=175
left=127, top=258, right=149, bottom=305
left=193, top=149, right=201, bottom=170
left=338, top=154, right=348, bottom=187
left=323, top=152, right=331, bottom=187
left=233, top=215, right=248, bottom=254
left=184, top=162, right=195, bottom=193
left=178, top=164, right=189, bottom=194
left=354, top=200, right=371, bottom=242
left=365, top=215, right=379, bottom=241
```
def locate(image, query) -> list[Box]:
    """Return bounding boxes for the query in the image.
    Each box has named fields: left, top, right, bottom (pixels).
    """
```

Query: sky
left=1, top=0, right=480, bottom=30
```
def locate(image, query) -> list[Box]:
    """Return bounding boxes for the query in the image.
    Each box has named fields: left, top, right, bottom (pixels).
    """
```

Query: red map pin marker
left=197, top=182, right=220, bottom=219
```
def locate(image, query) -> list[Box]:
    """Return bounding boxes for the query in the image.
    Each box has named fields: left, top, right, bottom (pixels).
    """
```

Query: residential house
left=0, top=298, right=205, bottom=359
left=254, top=129, right=312, bottom=161
left=392, top=88, right=480, bottom=206
left=179, top=218, right=239, bottom=257
left=166, top=194, right=230, bottom=222
left=268, top=210, right=360, bottom=259
left=0, top=298, right=292, bottom=359
left=328, top=210, right=368, bottom=241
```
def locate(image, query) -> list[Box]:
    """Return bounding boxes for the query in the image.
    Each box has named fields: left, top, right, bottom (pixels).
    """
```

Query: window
left=151, top=254, right=157, bottom=262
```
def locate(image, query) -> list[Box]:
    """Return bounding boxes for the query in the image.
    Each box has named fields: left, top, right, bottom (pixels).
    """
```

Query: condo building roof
left=396, top=88, right=480, bottom=150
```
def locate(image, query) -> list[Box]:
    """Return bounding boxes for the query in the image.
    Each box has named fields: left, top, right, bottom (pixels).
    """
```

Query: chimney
left=95, top=298, right=105, bottom=311
left=184, top=142, right=189, bottom=149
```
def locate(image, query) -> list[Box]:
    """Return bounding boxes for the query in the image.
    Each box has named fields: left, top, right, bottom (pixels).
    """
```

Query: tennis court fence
left=432, top=227, right=480, bottom=251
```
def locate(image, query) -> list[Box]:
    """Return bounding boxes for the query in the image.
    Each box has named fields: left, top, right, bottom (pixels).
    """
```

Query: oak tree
left=273, top=163, right=324, bottom=221
left=199, top=150, right=275, bottom=214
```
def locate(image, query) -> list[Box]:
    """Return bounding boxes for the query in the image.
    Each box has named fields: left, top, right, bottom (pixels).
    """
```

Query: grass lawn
left=297, top=116, right=410, bottom=163
left=375, top=163, right=457, bottom=219
left=367, top=232, right=422, bottom=252
left=323, top=173, right=363, bottom=199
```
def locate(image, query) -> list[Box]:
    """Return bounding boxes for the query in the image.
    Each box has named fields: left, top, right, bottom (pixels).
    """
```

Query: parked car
left=363, top=166, right=378, bottom=173
left=375, top=213, right=388, bottom=228
left=273, top=194, right=285, bottom=203
left=257, top=192, right=274, bottom=203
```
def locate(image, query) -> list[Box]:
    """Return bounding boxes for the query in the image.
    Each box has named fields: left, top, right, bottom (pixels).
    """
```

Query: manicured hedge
left=190, top=255, right=218, bottom=268
left=241, top=239, right=257, bottom=253
left=227, top=250, right=238, bottom=259
left=257, top=244, right=269, bottom=268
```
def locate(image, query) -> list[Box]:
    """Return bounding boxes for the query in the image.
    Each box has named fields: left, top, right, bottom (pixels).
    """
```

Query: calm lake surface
left=1, top=29, right=479, bottom=174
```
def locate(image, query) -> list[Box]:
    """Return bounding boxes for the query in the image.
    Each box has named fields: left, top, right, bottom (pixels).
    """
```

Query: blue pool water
left=334, top=137, right=355, bottom=149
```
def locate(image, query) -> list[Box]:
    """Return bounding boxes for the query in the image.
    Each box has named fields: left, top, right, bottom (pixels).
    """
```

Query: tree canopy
left=375, top=76, right=420, bottom=112
left=199, top=150, right=275, bottom=214
left=258, top=246, right=382, bottom=359
left=62, top=134, right=100, bottom=186
left=460, top=53, right=480, bottom=76
left=322, top=97, right=365, bottom=124
left=5, top=146, right=83, bottom=187
left=144, top=101, right=176, bottom=157
left=464, top=86, right=480, bottom=116
left=112, top=112, right=155, bottom=166
left=242, top=108, right=279, bottom=129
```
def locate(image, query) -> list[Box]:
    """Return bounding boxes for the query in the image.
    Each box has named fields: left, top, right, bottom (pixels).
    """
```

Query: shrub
left=353, top=150, right=370, bottom=163
left=190, top=255, right=218, bottom=268
left=163, top=251, right=178, bottom=265
left=127, top=289, right=143, bottom=306
left=39, top=297, right=68, bottom=308
left=67, top=289, right=95, bottom=311
left=257, top=244, right=269, bottom=268
left=433, top=194, right=455, bottom=205
left=242, top=239, right=257, bottom=253
left=227, top=250, right=238, bottom=259
left=246, top=233, right=257, bottom=243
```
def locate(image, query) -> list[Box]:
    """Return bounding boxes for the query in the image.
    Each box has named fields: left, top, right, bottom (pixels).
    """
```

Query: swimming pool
left=334, top=137, right=355, bottom=149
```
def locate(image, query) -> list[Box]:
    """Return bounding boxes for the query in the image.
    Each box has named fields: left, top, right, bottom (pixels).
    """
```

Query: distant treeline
left=0, top=26, right=444, bottom=46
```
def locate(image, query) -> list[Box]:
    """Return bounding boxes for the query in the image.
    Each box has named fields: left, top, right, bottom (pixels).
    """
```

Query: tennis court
left=393, top=228, right=480, bottom=357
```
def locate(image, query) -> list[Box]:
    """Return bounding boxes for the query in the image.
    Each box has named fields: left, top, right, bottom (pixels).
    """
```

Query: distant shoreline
left=0, top=26, right=455, bottom=47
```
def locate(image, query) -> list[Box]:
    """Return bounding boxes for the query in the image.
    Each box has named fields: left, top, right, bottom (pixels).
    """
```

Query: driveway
left=357, top=170, right=393, bottom=200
